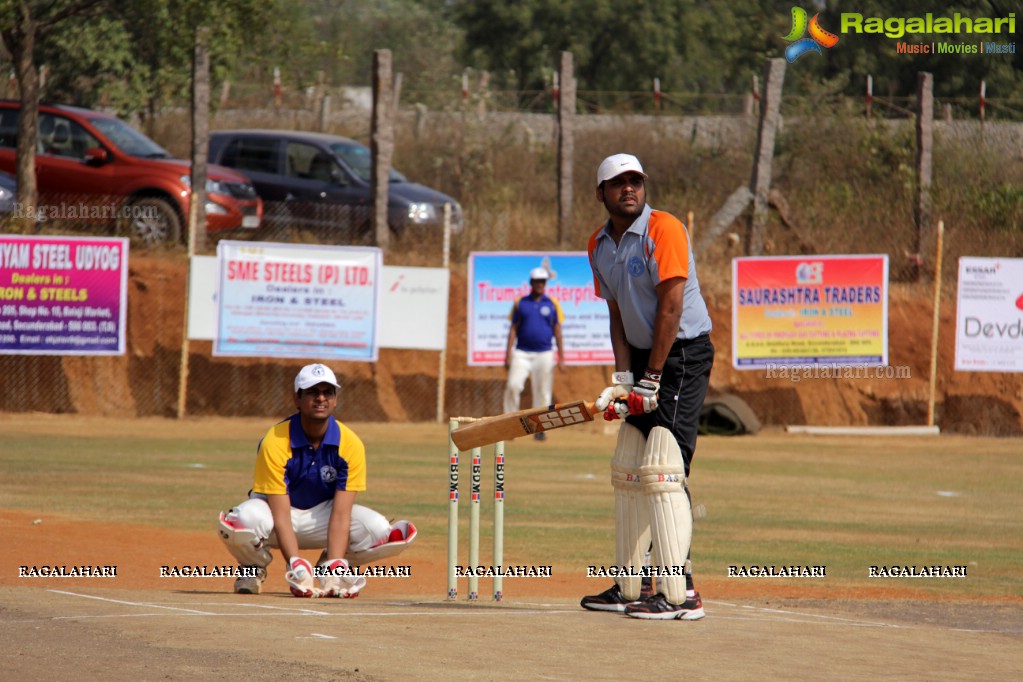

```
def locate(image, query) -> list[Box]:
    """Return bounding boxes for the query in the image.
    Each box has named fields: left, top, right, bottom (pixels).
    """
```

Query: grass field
left=3, top=413, right=1022, bottom=680
left=3, top=413, right=1021, bottom=601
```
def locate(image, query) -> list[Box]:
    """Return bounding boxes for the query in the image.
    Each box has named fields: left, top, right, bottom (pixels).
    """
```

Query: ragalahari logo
left=783, top=7, right=839, bottom=62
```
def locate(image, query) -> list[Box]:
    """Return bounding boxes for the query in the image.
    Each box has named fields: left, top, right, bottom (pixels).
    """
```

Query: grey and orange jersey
left=587, top=204, right=712, bottom=348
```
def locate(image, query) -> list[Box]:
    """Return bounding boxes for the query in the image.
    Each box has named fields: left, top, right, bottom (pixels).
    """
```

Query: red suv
left=0, top=101, right=262, bottom=245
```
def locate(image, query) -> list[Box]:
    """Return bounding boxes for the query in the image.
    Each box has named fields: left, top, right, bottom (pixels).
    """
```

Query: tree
left=451, top=0, right=1022, bottom=111
left=0, top=0, right=105, bottom=231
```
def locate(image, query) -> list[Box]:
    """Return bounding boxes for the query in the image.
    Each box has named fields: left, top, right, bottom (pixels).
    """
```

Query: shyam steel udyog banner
left=215, top=240, right=381, bottom=361
left=468, top=251, right=613, bottom=366
left=732, top=255, right=889, bottom=368
left=955, top=257, right=1023, bottom=372
left=0, top=235, right=128, bottom=355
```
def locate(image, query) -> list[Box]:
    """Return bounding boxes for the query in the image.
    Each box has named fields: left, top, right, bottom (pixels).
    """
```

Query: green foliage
left=818, top=0, right=1021, bottom=103
left=37, top=16, right=149, bottom=114
left=6, top=0, right=1020, bottom=117
left=971, top=183, right=1023, bottom=232
left=452, top=0, right=1021, bottom=106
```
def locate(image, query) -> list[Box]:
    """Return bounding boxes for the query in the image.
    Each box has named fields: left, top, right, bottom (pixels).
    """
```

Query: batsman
left=582, top=154, right=714, bottom=620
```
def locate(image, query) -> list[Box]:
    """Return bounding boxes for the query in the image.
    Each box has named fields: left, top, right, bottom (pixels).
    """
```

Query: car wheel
left=118, top=197, right=182, bottom=247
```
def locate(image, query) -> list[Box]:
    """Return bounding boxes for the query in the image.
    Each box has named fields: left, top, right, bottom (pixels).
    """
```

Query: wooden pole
left=746, top=59, right=786, bottom=256
left=687, top=210, right=695, bottom=244
left=914, top=72, right=933, bottom=283
left=926, top=220, right=944, bottom=427
left=556, top=52, right=575, bottom=249
left=979, top=80, right=986, bottom=124
left=371, top=49, right=394, bottom=250
left=178, top=27, right=210, bottom=419
left=437, top=203, right=452, bottom=422
left=866, top=75, right=873, bottom=118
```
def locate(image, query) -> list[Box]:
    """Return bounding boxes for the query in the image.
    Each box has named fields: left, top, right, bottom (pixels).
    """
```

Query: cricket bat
left=451, top=400, right=600, bottom=451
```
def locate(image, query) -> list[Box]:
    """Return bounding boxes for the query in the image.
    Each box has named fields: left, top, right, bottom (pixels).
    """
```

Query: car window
left=329, top=141, right=406, bottom=183
left=220, top=137, right=279, bottom=174
left=88, top=116, right=170, bottom=158
left=0, top=109, right=19, bottom=148
left=38, top=113, right=102, bottom=160
left=286, top=142, right=336, bottom=182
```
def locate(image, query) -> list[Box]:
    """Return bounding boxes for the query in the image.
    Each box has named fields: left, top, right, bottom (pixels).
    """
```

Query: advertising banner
left=214, top=241, right=381, bottom=361
left=0, top=235, right=128, bottom=355
left=732, top=255, right=889, bottom=368
left=955, top=257, right=1023, bottom=372
left=468, top=252, right=613, bottom=366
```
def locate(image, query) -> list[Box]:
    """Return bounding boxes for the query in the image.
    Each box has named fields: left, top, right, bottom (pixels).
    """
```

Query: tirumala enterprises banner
left=732, top=255, right=889, bottom=368
left=0, top=235, right=128, bottom=355
left=468, top=251, right=613, bottom=366
left=214, top=241, right=381, bottom=361
left=955, top=257, right=1023, bottom=372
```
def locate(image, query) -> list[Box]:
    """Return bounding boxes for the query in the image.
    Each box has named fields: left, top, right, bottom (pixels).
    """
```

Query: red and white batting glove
left=317, top=557, right=366, bottom=599
left=625, top=368, right=661, bottom=415
left=285, top=556, right=317, bottom=598
left=595, top=371, right=634, bottom=421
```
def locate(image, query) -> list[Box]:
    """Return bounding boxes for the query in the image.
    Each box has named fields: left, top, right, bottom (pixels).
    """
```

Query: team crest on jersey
left=628, top=256, right=644, bottom=277
left=539, top=305, right=552, bottom=317
left=320, top=466, right=337, bottom=483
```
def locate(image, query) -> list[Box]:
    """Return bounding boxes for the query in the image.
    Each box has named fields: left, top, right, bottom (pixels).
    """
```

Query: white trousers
left=224, top=496, right=391, bottom=555
left=504, top=349, right=555, bottom=413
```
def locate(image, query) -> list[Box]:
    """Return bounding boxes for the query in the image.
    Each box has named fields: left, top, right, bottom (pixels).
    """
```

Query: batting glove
left=317, top=557, right=366, bottom=599
left=595, top=371, right=634, bottom=421
left=626, top=368, right=662, bottom=415
left=285, top=556, right=317, bottom=598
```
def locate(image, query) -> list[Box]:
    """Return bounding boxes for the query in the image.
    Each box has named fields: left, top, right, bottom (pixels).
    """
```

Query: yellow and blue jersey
left=252, top=414, right=366, bottom=510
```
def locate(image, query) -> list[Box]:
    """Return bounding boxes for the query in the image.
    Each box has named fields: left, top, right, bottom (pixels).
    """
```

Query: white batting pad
left=640, top=426, right=691, bottom=605
left=218, top=511, right=273, bottom=568
left=611, top=422, right=650, bottom=601
left=346, top=520, right=418, bottom=566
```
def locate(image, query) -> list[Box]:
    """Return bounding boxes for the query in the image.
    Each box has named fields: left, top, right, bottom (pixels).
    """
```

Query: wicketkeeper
left=583, top=154, right=714, bottom=620
left=217, top=363, right=416, bottom=597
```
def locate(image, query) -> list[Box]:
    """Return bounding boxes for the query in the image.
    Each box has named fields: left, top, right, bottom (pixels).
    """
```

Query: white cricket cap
left=529, top=267, right=549, bottom=281
left=294, top=363, right=340, bottom=392
left=596, top=153, right=647, bottom=187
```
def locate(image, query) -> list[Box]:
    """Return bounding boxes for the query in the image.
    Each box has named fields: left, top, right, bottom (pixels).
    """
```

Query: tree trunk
left=3, top=12, right=39, bottom=233
left=188, top=27, right=210, bottom=254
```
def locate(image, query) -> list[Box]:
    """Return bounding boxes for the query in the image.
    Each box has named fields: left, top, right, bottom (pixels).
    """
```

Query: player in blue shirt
left=503, top=267, right=566, bottom=441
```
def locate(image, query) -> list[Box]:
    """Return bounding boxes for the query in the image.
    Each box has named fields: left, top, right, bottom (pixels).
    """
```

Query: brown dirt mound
left=7, top=254, right=1021, bottom=435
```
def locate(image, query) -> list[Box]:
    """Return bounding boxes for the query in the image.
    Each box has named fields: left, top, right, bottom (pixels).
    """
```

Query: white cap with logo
left=294, top=363, right=340, bottom=392
left=596, top=153, right=647, bottom=187
left=529, top=267, right=549, bottom=281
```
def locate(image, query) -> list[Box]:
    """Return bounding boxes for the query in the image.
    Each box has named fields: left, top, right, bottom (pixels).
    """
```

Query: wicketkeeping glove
left=318, top=557, right=367, bottom=599
left=595, top=371, right=634, bottom=421
left=625, top=368, right=662, bottom=415
left=285, top=556, right=317, bottom=598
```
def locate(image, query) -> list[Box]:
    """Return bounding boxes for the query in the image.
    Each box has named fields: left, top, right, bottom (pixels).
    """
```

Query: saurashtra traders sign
left=0, top=235, right=128, bottom=355
left=732, top=255, right=889, bottom=369
left=955, top=257, right=1023, bottom=373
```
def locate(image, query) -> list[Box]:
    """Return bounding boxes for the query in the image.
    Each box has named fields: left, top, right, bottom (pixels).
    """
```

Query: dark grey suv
left=208, top=129, right=462, bottom=240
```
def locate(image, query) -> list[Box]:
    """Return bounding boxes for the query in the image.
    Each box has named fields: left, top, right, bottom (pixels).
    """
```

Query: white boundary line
left=40, top=591, right=916, bottom=631
left=786, top=425, right=940, bottom=436
left=47, top=589, right=216, bottom=615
